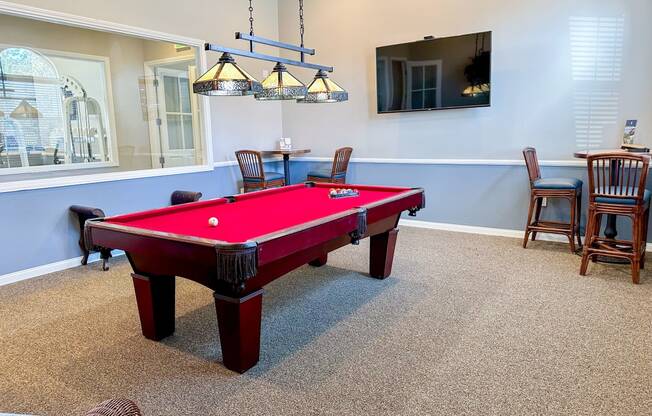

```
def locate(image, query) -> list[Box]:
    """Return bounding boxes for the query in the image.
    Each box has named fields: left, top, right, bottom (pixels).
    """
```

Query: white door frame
left=144, top=56, right=201, bottom=168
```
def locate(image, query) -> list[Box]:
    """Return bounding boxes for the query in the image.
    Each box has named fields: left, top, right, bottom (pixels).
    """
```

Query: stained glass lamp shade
left=297, top=70, right=348, bottom=103
left=255, top=63, right=307, bottom=100
left=11, top=99, right=42, bottom=119
left=193, top=53, right=262, bottom=96
left=462, top=83, right=490, bottom=97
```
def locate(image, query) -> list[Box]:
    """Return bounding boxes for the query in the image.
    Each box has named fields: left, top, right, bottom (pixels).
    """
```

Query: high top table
left=574, top=149, right=651, bottom=262
left=261, top=148, right=311, bottom=185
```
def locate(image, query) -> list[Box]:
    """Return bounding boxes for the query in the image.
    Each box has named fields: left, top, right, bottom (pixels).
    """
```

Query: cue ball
left=208, top=217, right=219, bottom=227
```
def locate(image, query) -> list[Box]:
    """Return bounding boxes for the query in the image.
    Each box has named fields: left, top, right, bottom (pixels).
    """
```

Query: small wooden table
left=261, top=148, right=311, bottom=185
left=574, top=149, right=651, bottom=262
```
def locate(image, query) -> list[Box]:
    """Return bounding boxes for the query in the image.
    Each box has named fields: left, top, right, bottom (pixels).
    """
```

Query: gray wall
left=277, top=0, right=652, bottom=160
left=0, top=0, right=284, bottom=276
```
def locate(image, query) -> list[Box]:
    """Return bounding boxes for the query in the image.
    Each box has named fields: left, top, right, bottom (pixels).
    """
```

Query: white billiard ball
left=208, top=217, right=219, bottom=227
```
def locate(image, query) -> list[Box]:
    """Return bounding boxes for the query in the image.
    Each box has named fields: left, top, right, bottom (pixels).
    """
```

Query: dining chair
left=235, top=150, right=285, bottom=192
left=580, top=152, right=651, bottom=283
left=307, top=147, right=353, bottom=184
left=522, top=147, right=583, bottom=252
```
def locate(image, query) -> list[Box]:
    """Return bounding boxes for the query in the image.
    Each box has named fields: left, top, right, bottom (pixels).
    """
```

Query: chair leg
left=641, top=207, right=650, bottom=269
left=81, top=250, right=90, bottom=266
left=591, top=214, right=603, bottom=263
left=531, top=198, right=543, bottom=241
left=523, top=195, right=536, bottom=248
left=568, top=195, right=577, bottom=253
left=576, top=193, right=583, bottom=249
left=631, top=214, right=642, bottom=284
left=580, top=208, right=596, bottom=276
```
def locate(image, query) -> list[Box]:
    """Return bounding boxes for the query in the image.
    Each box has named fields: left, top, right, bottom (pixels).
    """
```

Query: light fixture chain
left=249, top=0, right=254, bottom=35
left=299, top=0, right=304, bottom=47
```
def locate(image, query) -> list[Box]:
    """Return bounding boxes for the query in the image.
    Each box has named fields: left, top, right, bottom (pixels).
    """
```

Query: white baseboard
left=398, top=218, right=652, bottom=251
left=0, top=251, right=124, bottom=287
left=399, top=218, right=566, bottom=243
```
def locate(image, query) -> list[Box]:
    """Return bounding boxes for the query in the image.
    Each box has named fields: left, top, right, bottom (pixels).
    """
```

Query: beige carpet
left=2, top=226, right=652, bottom=415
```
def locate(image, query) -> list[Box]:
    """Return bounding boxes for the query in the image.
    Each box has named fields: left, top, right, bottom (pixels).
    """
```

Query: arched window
left=0, top=47, right=64, bottom=169
left=0, top=47, right=59, bottom=79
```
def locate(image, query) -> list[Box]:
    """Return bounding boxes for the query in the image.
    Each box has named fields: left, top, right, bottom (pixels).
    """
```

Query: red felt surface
left=108, top=185, right=409, bottom=242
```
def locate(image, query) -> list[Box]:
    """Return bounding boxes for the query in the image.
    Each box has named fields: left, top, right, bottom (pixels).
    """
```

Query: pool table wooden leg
left=308, top=254, right=328, bottom=267
left=214, top=289, right=264, bottom=373
left=369, top=228, right=399, bottom=279
left=131, top=273, right=175, bottom=341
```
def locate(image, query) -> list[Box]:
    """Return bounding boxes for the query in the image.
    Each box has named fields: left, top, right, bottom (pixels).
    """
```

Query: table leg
left=131, top=273, right=175, bottom=340
left=214, top=289, right=264, bottom=373
left=283, top=154, right=291, bottom=185
left=605, top=159, right=621, bottom=239
left=604, top=215, right=618, bottom=239
left=369, top=228, right=399, bottom=279
left=309, top=254, right=328, bottom=267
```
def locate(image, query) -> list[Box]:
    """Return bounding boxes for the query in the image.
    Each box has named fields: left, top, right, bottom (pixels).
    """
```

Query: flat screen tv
left=376, top=31, right=491, bottom=113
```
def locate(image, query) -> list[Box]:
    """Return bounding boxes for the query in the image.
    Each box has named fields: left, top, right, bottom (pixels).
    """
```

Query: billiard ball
left=208, top=217, right=219, bottom=227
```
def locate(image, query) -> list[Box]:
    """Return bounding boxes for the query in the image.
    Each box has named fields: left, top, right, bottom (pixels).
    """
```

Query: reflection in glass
left=0, top=11, right=205, bottom=180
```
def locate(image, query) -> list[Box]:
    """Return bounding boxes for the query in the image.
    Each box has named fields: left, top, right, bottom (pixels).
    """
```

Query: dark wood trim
left=369, top=228, right=399, bottom=278
left=308, top=254, right=328, bottom=267
left=574, top=149, right=652, bottom=158
left=213, top=288, right=264, bottom=373
left=131, top=273, right=175, bottom=341
left=260, top=149, right=311, bottom=156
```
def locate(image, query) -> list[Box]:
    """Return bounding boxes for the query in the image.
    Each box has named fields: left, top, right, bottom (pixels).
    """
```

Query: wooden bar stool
left=522, top=147, right=583, bottom=252
left=307, top=147, right=353, bottom=183
left=580, top=152, right=651, bottom=284
left=235, top=150, right=285, bottom=192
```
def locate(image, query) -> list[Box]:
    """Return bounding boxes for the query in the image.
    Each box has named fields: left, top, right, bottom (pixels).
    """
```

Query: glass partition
left=0, top=13, right=207, bottom=182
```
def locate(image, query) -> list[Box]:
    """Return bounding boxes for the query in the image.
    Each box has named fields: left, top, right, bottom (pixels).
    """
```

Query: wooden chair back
left=587, top=153, right=650, bottom=203
left=522, top=147, right=541, bottom=185
left=235, top=150, right=265, bottom=181
left=331, top=147, right=353, bottom=178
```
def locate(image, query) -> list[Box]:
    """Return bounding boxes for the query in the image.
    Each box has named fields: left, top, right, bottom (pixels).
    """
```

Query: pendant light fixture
left=462, top=83, right=490, bottom=97
left=195, top=0, right=347, bottom=103
left=298, top=70, right=348, bottom=103
left=193, top=52, right=262, bottom=96
left=461, top=32, right=490, bottom=97
left=255, top=62, right=307, bottom=100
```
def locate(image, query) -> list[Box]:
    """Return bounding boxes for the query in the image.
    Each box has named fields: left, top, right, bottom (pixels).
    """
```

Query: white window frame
left=406, top=59, right=443, bottom=110
left=0, top=43, right=120, bottom=175
left=0, top=1, right=214, bottom=193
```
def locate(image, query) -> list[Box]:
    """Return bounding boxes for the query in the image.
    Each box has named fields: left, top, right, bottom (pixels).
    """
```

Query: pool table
left=85, top=182, right=425, bottom=373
